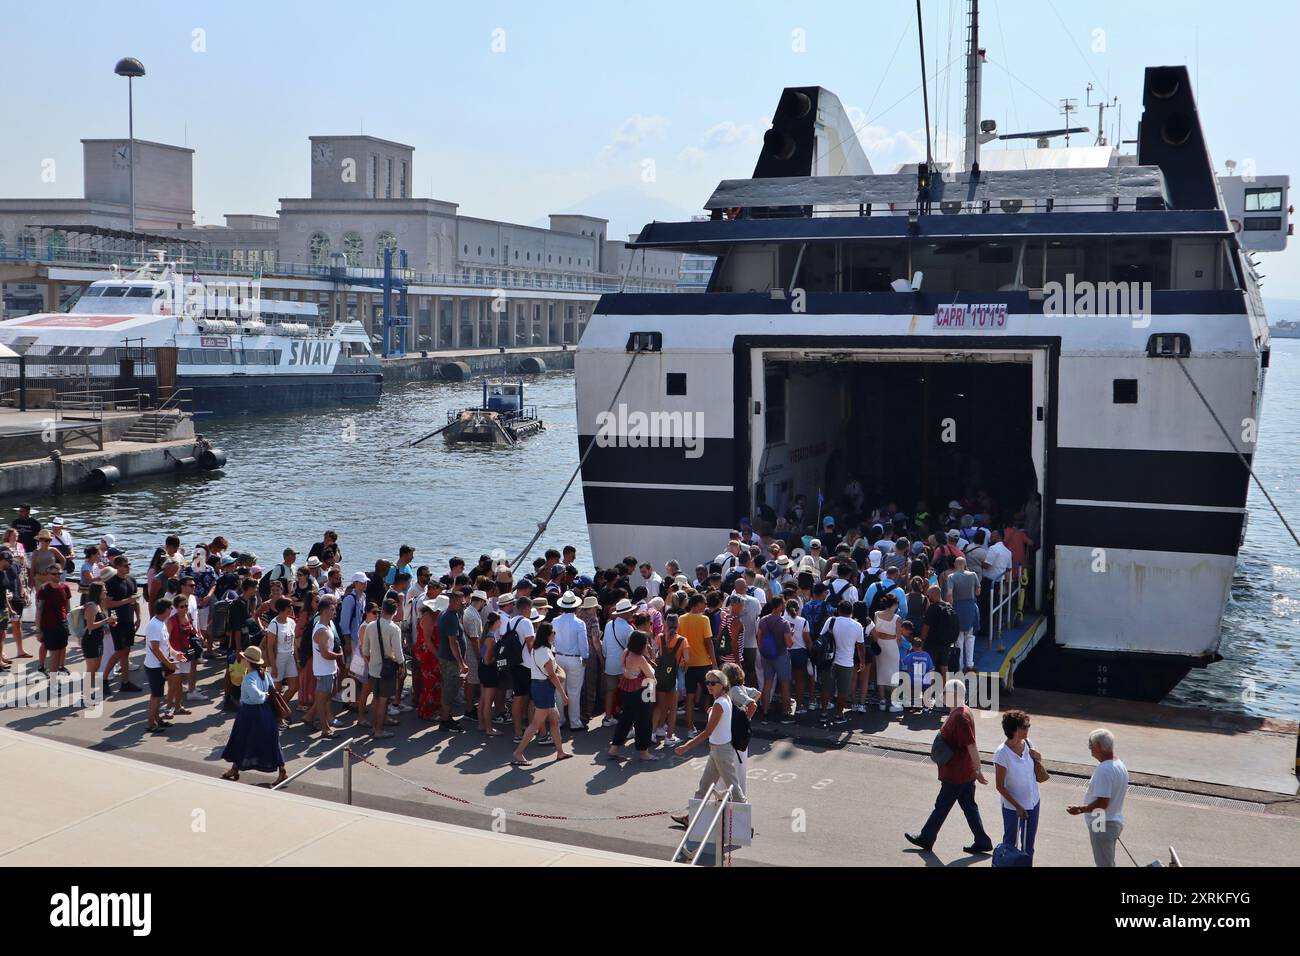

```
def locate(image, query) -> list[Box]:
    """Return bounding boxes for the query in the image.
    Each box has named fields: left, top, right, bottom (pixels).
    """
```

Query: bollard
left=344, top=748, right=353, bottom=805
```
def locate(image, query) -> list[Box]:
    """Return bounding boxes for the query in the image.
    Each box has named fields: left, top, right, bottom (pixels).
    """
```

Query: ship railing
left=669, top=782, right=736, bottom=866
left=54, top=387, right=143, bottom=420
left=985, top=568, right=1023, bottom=652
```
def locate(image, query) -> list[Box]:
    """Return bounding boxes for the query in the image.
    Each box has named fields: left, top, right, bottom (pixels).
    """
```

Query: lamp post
left=113, top=57, right=146, bottom=235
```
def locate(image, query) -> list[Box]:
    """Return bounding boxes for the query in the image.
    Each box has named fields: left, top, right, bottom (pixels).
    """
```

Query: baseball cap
left=351, top=571, right=370, bottom=584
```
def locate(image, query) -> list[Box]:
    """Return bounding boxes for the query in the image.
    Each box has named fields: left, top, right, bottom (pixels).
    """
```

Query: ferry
left=574, top=13, right=1290, bottom=700
left=0, top=253, right=382, bottom=414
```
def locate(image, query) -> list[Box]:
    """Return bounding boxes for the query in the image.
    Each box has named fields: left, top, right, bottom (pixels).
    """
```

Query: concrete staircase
left=121, top=410, right=184, bottom=443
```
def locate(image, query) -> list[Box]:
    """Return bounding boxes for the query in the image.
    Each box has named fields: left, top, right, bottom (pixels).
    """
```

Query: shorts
left=314, top=673, right=336, bottom=696
left=275, top=652, right=299, bottom=680
left=602, top=672, right=623, bottom=697
left=676, top=669, right=686, bottom=695
left=440, top=663, right=462, bottom=701
left=478, top=662, right=502, bottom=688
left=145, top=665, right=165, bottom=698
left=531, top=678, right=556, bottom=710
left=685, top=665, right=710, bottom=695
left=789, top=648, right=809, bottom=672
left=511, top=664, right=531, bottom=696
left=41, top=622, right=70, bottom=652
left=81, top=631, right=104, bottom=660
left=173, top=658, right=191, bottom=675
left=373, top=673, right=397, bottom=699
left=765, top=652, right=792, bottom=682
left=465, top=656, right=480, bottom=685
left=111, top=627, right=136, bottom=650
left=832, top=663, right=855, bottom=699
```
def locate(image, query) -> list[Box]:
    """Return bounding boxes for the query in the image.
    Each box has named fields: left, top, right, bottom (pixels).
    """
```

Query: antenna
left=916, top=0, right=935, bottom=210
left=1058, top=98, right=1078, bottom=145
left=1086, top=83, right=1119, bottom=147
left=962, top=0, right=985, bottom=172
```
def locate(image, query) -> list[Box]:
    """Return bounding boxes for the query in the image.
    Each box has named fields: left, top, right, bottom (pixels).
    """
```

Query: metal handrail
left=271, top=735, right=356, bottom=803
left=670, top=782, right=719, bottom=863
left=689, top=786, right=735, bottom=867
left=985, top=568, right=1022, bottom=651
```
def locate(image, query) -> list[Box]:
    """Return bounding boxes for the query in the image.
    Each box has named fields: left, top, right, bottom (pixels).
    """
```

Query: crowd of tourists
left=0, top=494, right=1138, bottom=865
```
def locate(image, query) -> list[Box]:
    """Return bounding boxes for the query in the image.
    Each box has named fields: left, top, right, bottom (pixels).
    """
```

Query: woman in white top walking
left=992, top=708, right=1043, bottom=861
left=670, top=668, right=744, bottom=827
left=872, top=594, right=904, bottom=712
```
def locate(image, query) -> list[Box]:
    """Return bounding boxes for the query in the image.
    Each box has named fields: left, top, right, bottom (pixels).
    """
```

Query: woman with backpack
left=756, top=598, right=792, bottom=723
left=652, top=613, right=688, bottom=747
left=670, top=668, right=746, bottom=826
left=606, top=629, right=659, bottom=763
left=721, top=661, right=759, bottom=799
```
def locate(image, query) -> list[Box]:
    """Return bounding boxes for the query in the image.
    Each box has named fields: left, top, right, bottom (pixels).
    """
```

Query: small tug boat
left=444, top=380, right=544, bottom=445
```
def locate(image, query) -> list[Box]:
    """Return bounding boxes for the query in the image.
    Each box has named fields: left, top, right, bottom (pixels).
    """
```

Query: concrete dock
left=381, top=344, right=574, bottom=382
left=1, top=634, right=1295, bottom=866
left=0, top=728, right=664, bottom=867
left=0, top=408, right=208, bottom=500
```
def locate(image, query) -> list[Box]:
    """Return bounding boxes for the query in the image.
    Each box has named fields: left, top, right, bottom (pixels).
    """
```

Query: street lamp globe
left=113, top=57, right=145, bottom=78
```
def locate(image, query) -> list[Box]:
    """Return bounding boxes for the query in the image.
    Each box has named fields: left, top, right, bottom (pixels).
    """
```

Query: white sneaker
left=387, top=705, right=401, bottom=716
left=651, top=730, right=665, bottom=743
left=878, top=699, right=887, bottom=711
left=398, top=703, right=413, bottom=713
left=331, top=716, right=349, bottom=727
left=184, top=690, right=204, bottom=703
left=664, top=734, right=682, bottom=747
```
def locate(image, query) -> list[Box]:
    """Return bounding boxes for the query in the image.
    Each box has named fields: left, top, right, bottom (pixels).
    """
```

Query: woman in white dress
left=872, top=594, right=904, bottom=712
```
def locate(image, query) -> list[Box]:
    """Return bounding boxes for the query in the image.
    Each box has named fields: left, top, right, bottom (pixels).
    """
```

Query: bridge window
left=1244, top=187, right=1283, bottom=212
left=102, top=286, right=129, bottom=297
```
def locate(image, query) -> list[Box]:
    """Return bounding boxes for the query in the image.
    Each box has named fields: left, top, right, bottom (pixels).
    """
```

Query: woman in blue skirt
left=221, top=645, right=287, bottom=784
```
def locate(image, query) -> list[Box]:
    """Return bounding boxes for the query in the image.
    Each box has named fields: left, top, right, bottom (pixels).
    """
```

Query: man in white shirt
left=49, top=516, right=74, bottom=558
left=365, top=597, right=404, bottom=739
left=714, top=538, right=743, bottom=577
left=637, top=562, right=663, bottom=599
left=983, top=530, right=1014, bottom=589
left=462, top=589, right=485, bottom=717
left=825, top=567, right=859, bottom=610
left=551, top=591, right=589, bottom=731
left=142, top=599, right=177, bottom=732
left=819, top=602, right=865, bottom=724
left=599, top=599, right=635, bottom=728
left=1068, top=728, right=1129, bottom=866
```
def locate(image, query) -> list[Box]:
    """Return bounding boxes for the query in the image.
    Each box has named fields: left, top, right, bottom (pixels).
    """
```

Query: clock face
left=312, top=143, right=334, bottom=166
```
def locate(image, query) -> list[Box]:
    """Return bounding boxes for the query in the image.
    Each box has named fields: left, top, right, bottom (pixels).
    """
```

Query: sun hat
left=305, top=556, right=322, bottom=569
left=241, top=646, right=265, bottom=665
left=98, top=566, right=117, bottom=582
left=673, top=574, right=690, bottom=588
left=613, top=598, right=635, bottom=615
left=557, top=591, right=582, bottom=610
left=51, top=517, right=65, bottom=528
left=497, top=591, right=517, bottom=606
left=424, top=594, right=449, bottom=614
left=470, top=589, right=488, bottom=602
left=37, top=530, right=52, bottom=541
left=580, top=595, right=600, bottom=609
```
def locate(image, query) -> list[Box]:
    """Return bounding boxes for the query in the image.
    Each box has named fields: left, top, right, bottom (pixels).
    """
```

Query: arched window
left=342, top=232, right=364, bottom=267
left=375, top=232, right=397, bottom=267
left=308, top=232, right=331, bottom=266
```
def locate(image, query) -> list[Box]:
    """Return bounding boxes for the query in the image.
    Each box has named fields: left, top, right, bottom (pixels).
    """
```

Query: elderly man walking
left=1068, top=728, right=1129, bottom=866
left=905, top=678, right=994, bottom=855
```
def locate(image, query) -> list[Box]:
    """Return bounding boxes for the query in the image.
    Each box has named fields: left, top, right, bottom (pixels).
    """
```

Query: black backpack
left=813, top=617, right=839, bottom=668
left=730, top=698, right=752, bottom=754
left=868, top=580, right=896, bottom=617
left=500, top=618, right=526, bottom=667
left=827, top=578, right=852, bottom=607
left=932, top=543, right=960, bottom=575
left=930, top=601, right=960, bottom=646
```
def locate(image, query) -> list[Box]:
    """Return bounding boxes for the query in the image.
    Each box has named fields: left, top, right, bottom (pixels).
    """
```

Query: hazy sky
left=2, top=0, right=1297, bottom=295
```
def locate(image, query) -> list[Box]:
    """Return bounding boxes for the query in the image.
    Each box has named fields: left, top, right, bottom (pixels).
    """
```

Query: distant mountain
left=1265, top=298, right=1300, bottom=324
left=538, top=186, right=700, bottom=243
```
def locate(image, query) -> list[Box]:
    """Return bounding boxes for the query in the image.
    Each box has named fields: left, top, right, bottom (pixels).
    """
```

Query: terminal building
left=0, top=134, right=681, bottom=348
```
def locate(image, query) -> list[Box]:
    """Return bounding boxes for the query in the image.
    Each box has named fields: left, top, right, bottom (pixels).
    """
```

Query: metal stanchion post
left=343, top=748, right=353, bottom=806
